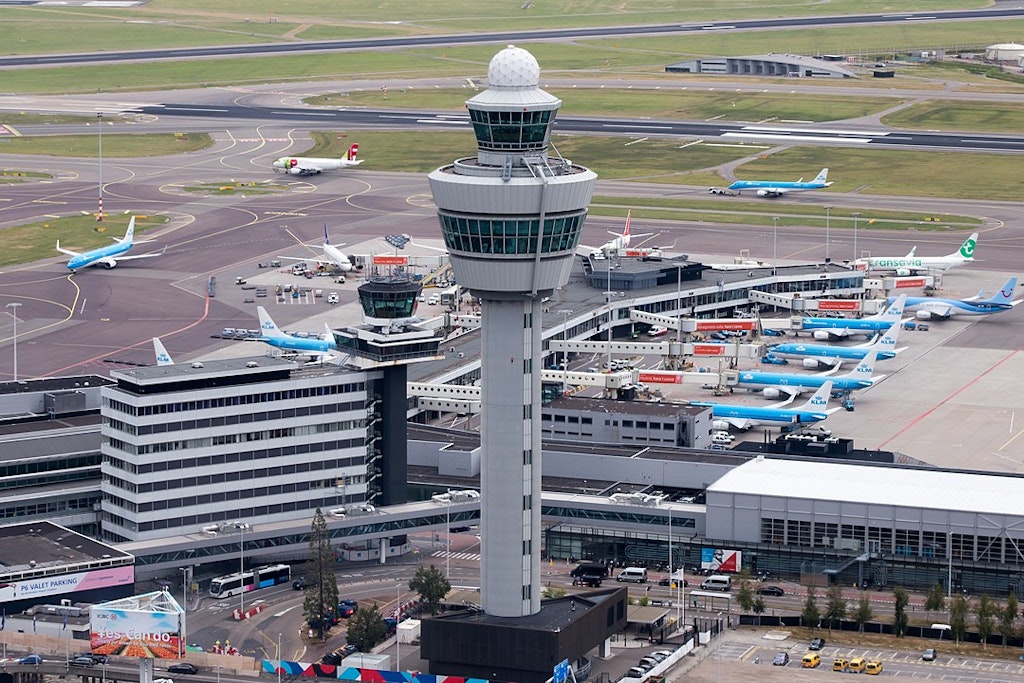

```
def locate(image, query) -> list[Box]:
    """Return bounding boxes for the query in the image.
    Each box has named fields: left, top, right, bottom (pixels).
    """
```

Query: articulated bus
left=209, top=564, right=291, bottom=599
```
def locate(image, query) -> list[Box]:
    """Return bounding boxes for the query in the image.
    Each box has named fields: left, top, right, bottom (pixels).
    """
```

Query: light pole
left=606, top=261, right=613, bottom=373
left=229, top=522, right=250, bottom=615
left=852, top=212, right=861, bottom=263
left=179, top=567, right=189, bottom=658
left=675, top=264, right=683, bottom=343
left=772, top=216, right=779, bottom=276
left=947, top=530, right=953, bottom=622
left=6, top=302, right=21, bottom=381
left=277, top=632, right=282, bottom=683
left=716, top=612, right=723, bottom=683
left=395, top=583, right=402, bottom=672
left=445, top=493, right=452, bottom=579
left=97, top=112, right=103, bottom=221
left=556, top=309, right=573, bottom=394
left=824, top=205, right=832, bottom=263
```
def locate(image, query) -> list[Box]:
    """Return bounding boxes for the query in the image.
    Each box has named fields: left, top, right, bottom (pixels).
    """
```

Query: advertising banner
left=816, top=300, right=860, bottom=311
left=700, top=547, right=742, bottom=573
left=0, top=565, right=134, bottom=604
left=91, top=599, right=183, bottom=659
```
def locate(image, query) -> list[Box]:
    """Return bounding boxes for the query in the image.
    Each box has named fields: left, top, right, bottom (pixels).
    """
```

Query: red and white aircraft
left=273, top=144, right=363, bottom=175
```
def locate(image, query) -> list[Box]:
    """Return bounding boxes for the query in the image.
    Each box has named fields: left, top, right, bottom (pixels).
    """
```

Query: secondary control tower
left=428, top=45, right=598, bottom=617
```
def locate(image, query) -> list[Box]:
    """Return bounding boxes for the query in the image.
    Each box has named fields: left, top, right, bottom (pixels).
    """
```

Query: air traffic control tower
left=428, top=46, right=598, bottom=617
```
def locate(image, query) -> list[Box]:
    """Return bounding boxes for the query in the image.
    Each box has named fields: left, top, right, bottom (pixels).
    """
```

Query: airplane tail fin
left=906, top=246, right=917, bottom=257
left=812, top=168, right=829, bottom=185
left=798, top=380, right=833, bottom=413
left=622, top=210, right=631, bottom=238
left=324, top=224, right=330, bottom=246
left=870, top=322, right=902, bottom=352
left=153, top=337, right=174, bottom=366
left=952, top=232, right=978, bottom=261
left=324, top=323, right=336, bottom=347
left=980, top=277, right=1017, bottom=306
left=257, top=306, right=286, bottom=338
left=841, top=350, right=877, bottom=381
left=872, top=294, right=907, bottom=322
left=120, top=216, right=136, bottom=244
left=347, top=143, right=359, bottom=162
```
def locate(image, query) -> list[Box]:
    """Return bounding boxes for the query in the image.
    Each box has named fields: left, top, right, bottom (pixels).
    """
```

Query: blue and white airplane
left=153, top=337, right=174, bottom=366
left=767, top=322, right=904, bottom=369
left=693, top=381, right=838, bottom=431
left=890, top=277, right=1021, bottom=320
left=256, top=306, right=337, bottom=361
left=56, top=216, right=163, bottom=272
left=719, top=168, right=832, bottom=198
left=798, top=295, right=907, bottom=340
left=738, top=351, right=883, bottom=399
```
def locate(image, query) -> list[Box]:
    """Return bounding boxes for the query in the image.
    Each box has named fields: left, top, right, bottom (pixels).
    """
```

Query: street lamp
left=97, top=112, right=103, bottom=222
left=228, top=522, right=250, bottom=615
left=852, top=212, right=862, bottom=263
left=824, top=205, right=832, bottom=263
left=395, top=583, right=402, bottom=672
left=6, top=302, right=21, bottom=381
left=277, top=632, right=282, bottom=683
left=445, top=493, right=452, bottom=579
left=179, top=567, right=189, bottom=658
left=772, top=216, right=779, bottom=276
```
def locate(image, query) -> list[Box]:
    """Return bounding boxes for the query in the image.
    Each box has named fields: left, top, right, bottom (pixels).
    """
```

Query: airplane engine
left=802, top=357, right=827, bottom=370
left=761, top=388, right=782, bottom=400
left=287, top=167, right=306, bottom=175
left=756, top=189, right=771, bottom=197
left=895, top=267, right=912, bottom=276
left=103, top=261, right=117, bottom=269
left=712, top=420, right=731, bottom=432
left=811, top=330, right=834, bottom=341
left=916, top=310, right=935, bottom=320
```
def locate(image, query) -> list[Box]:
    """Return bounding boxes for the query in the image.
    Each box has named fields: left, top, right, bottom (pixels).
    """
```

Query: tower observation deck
left=428, top=45, right=598, bottom=618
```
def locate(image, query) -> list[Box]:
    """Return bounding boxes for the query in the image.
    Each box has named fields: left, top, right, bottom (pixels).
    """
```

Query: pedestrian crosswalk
left=432, top=550, right=481, bottom=562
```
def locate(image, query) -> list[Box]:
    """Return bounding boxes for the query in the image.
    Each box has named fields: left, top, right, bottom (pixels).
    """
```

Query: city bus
left=208, top=564, right=291, bottom=599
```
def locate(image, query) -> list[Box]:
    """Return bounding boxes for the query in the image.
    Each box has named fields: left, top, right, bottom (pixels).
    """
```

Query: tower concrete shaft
left=428, top=45, right=597, bottom=617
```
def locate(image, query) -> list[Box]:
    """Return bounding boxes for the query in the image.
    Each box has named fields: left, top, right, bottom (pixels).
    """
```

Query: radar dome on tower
left=487, top=45, right=541, bottom=89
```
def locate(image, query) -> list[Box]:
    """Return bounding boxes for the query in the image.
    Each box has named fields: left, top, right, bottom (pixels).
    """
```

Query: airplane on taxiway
left=56, top=216, right=163, bottom=272
left=272, top=143, right=363, bottom=175
left=736, top=351, right=883, bottom=399
left=797, top=295, right=908, bottom=341
left=712, top=168, right=832, bottom=198
left=891, top=277, right=1021, bottom=320
left=767, top=322, right=904, bottom=370
left=256, top=306, right=337, bottom=362
left=278, top=226, right=359, bottom=273
left=853, top=233, right=978, bottom=276
left=692, top=381, right=839, bottom=431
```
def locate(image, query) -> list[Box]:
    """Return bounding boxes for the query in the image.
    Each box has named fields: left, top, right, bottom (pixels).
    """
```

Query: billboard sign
left=91, top=592, right=184, bottom=659
left=0, top=565, right=134, bottom=604
left=701, top=547, right=742, bottom=573
left=816, top=300, right=860, bottom=311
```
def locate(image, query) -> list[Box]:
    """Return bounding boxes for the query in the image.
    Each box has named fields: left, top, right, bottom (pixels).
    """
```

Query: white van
left=616, top=567, right=648, bottom=583
left=700, top=574, right=732, bottom=591
left=427, top=293, right=440, bottom=305
left=711, top=431, right=734, bottom=444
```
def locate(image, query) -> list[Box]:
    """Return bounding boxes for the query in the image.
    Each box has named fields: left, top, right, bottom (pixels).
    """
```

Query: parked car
left=624, top=667, right=647, bottom=679
left=922, top=648, right=937, bottom=661
left=70, top=656, right=96, bottom=667
left=168, top=663, right=199, bottom=675
left=757, top=586, right=785, bottom=596
left=76, top=653, right=108, bottom=665
left=19, top=655, right=44, bottom=665
left=293, top=576, right=309, bottom=590
left=772, top=652, right=789, bottom=666
left=809, top=637, right=825, bottom=650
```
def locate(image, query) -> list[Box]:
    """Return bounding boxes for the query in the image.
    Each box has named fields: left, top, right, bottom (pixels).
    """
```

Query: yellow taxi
left=801, top=653, right=821, bottom=668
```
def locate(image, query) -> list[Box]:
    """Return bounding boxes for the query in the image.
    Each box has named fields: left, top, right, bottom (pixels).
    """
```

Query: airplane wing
left=109, top=248, right=165, bottom=263
left=55, top=241, right=82, bottom=258
left=719, top=416, right=754, bottom=430
left=919, top=303, right=956, bottom=319
left=768, top=393, right=799, bottom=409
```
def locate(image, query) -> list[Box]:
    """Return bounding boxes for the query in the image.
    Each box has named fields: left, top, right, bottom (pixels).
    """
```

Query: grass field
left=881, top=100, right=1024, bottom=132
left=0, top=133, right=212, bottom=157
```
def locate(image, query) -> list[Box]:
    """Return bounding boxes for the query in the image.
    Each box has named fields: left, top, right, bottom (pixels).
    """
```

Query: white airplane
left=853, top=233, right=978, bottom=276
left=591, top=210, right=655, bottom=257
left=152, top=338, right=174, bottom=366
left=278, top=226, right=358, bottom=272
left=272, top=143, right=362, bottom=175
left=56, top=216, right=163, bottom=272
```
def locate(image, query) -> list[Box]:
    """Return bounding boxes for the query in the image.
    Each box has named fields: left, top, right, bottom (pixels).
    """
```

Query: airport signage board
left=694, top=319, right=757, bottom=331
left=816, top=300, right=860, bottom=311
left=890, top=277, right=928, bottom=289
left=692, top=344, right=727, bottom=356
left=701, top=547, right=742, bottom=572
left=91, top=603, right=183, bottom=659
left=0, top=565, right=134, bottom=604
left=638, top=372, right=682, bottom=384
left=373, top=255, right=408, bottom=266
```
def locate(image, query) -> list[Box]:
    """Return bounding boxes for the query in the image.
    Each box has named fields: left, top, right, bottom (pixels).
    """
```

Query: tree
left=345, top=602, right=388, bottom=652
left=976, top=594, right=997, bottom=649
left=999, top=593, right=1018, bottom=648
left=825, top=585, right=848, bottom=634
left=752, top=597, right=766, bottom=627
left=303, top=508, right=340, bottom=641
left=854, top=594, right=873, bottom=633
left=801, top=585, right=820, bottom=629
left=950, top=594, right=969, bottom=645
left=924, top=581, right=947, bottom=612
left=409, top=564, right=451, bottom=616
left=892, top=586, right=910, bottom=638
left=736, top=578, right=755, bottom=615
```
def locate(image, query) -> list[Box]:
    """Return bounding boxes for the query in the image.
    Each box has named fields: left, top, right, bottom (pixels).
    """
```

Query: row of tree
left=736, top=574, right=1022, bottom=648
left=300, top=509, right=452, bottom=651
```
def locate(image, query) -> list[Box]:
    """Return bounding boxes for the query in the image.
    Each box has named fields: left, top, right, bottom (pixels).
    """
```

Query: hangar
left=666, top=54, right=856, bottom=78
